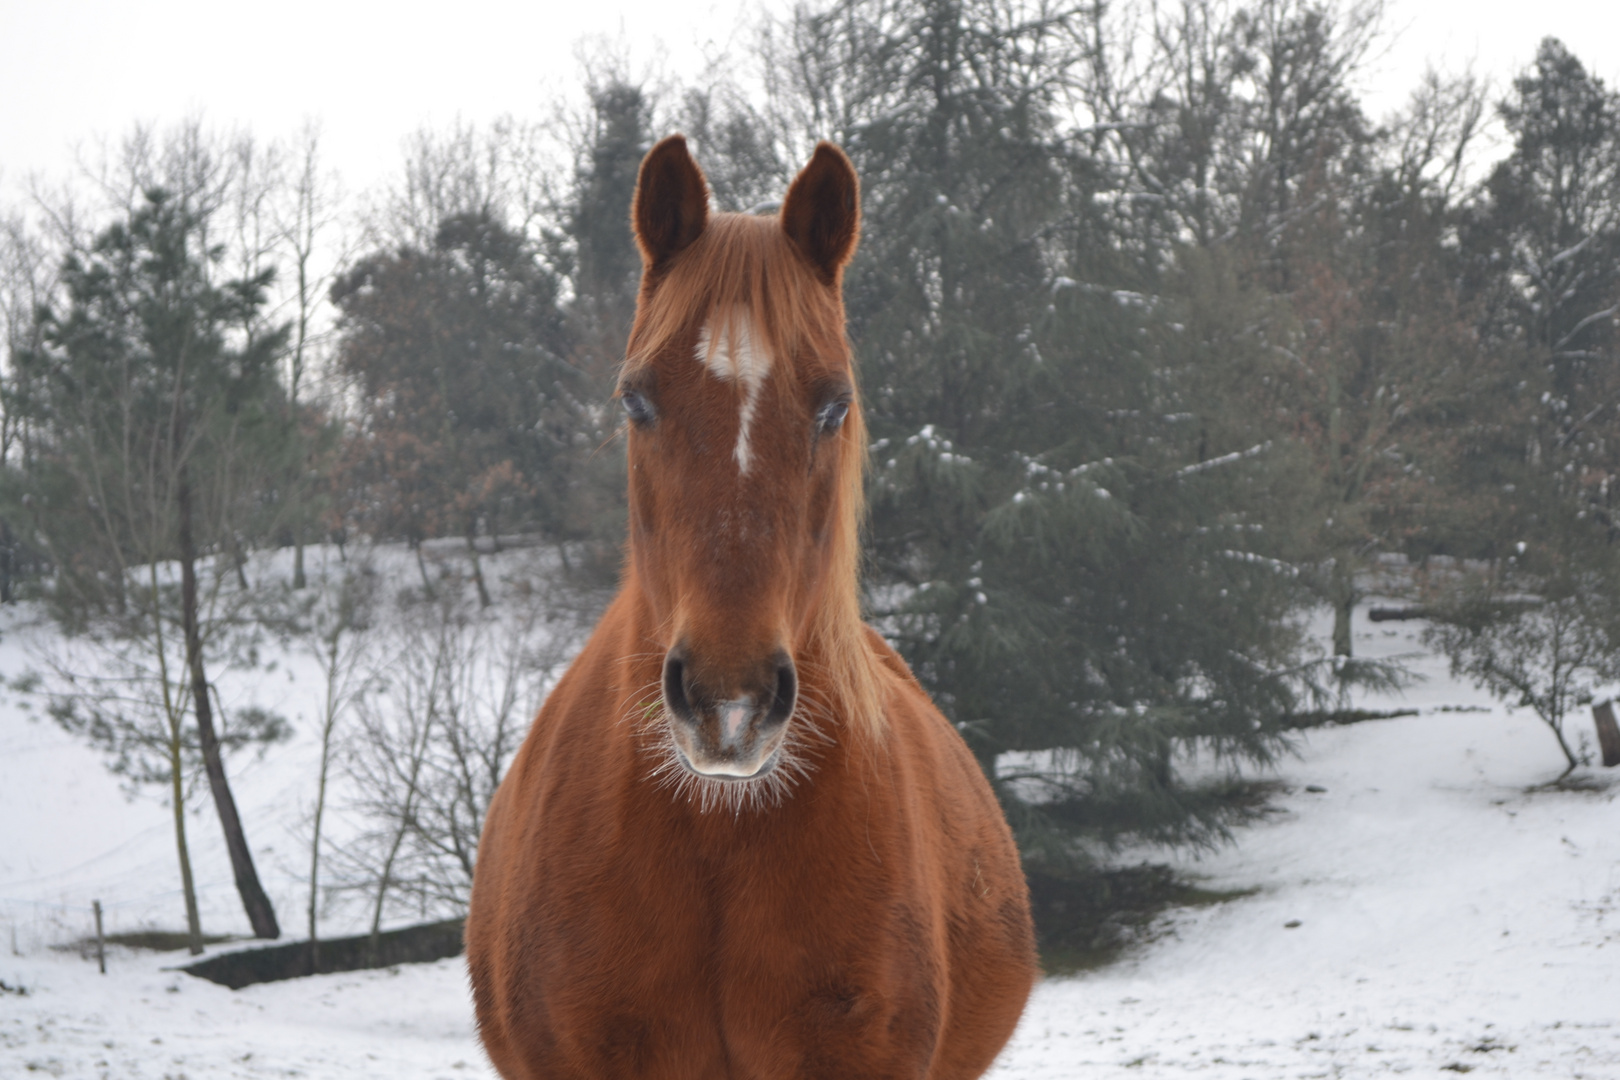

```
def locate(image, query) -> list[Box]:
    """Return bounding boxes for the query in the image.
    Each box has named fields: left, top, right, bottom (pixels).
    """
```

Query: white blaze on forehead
left=695, top=315, right=772, bottom=474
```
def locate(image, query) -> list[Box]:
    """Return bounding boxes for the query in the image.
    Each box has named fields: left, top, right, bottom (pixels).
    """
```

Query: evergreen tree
left=568, top=81, right=650, bottom=329
left=772, top=0, right=1339, bottom=864
left=1459, top=39, right=1620, bottom=535
left=555, top=79, right=657, bottom=574
left=331, top=211, right=578, bottom=594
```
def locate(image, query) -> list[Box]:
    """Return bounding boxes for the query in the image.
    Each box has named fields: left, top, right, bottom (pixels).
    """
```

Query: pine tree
left=769, top=0, right=1342, bottom=864
left=556, top=79, right=656, bottom=575
left=1459, top=39, right=1620, bottom=533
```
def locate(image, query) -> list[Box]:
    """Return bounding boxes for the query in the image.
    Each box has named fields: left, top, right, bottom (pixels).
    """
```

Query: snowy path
left=4, top=612, right=1618, bottom=1078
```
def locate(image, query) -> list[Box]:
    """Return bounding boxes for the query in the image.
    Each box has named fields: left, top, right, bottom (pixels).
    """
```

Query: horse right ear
left=633, top=134, right=710, bottom=271
left=780, top=142, right=859, bottom=284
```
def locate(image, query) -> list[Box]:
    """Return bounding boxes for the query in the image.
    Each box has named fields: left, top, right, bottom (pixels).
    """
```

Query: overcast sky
left=2, top=0, right=1618, bottom=206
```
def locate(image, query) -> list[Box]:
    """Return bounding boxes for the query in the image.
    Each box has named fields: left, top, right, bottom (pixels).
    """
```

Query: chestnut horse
left=466, top=135, right=1036, bottom=1079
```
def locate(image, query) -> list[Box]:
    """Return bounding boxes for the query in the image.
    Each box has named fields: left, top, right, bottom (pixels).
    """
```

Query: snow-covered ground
left=3, top=579, right=1617, bottom=1078
left=1004, top=706, right=1620, bottom=1077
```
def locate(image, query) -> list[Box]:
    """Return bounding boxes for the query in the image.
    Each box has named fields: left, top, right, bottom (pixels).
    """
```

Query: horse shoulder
left=867, top=640, right=1039, bottom=1074
left=470, top=594, right=695, bottom=1074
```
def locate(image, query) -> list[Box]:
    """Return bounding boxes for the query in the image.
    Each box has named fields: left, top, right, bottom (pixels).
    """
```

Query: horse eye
left=621, top=389, right=654, bottom=425
left=818, top=400, right=850, bottom=432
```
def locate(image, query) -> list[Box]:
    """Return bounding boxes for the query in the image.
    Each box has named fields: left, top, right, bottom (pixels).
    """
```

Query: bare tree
left=1385, top=66, right=1489, bottom=204
left=273, top=125, right=346, bottom=590
left=333, top=587, right=444, bottom=955
left=362, top=118, right=552, bottom=251
left=1426, top=576, right=1616, bottom=778
left=330, top=562, right=583, bottom=941
left=282, top=553, right=379, bottom=969
left=1064, top=0, right=1386, bottom=252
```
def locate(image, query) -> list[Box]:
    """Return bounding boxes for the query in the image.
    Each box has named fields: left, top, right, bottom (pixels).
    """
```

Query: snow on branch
left=1220, top=549, right=1298, bottom=577
left=1553, top=303, right=1620, bottom=352
left=1049, top=277, right=1159, bottom=309
left=1175, top=441, right=1271, bottom=478
left=1545, top=235, right=1594, bottom=269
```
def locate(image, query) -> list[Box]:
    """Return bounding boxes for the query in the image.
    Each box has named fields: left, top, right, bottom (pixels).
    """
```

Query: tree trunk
left=0, top=518, right=13, bottom=604
left=177, top=466, right=281, bottom=939
left=414, top=540, right=435, bottom=596
left=293, top=530, right=307, bottom=590
left=1330, top=558, right=1356, bottom=658
left=230, top=534, right=251, bottom=591
left=467, top=534, right=492, bottom=608
left=1594, top=700, right=1620, bottom=768
left=1550, top=718, right=1581, bottom=777
left=369, top=823, right=409, bottom=967
left=1331, top=595, right=1354, bottom=658
left=308, top=635, right=341, bottom=974
left=150, top=557, right=202, bottom=954
left=308, top=735, right=327, bottom=973
left=170, top=730, right=204, bottom=956
left=369, top=714, right=433, bottom=965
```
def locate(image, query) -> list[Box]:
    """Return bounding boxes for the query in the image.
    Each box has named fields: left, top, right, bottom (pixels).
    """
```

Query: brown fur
left=466, top=136, right=1037, bottom=1079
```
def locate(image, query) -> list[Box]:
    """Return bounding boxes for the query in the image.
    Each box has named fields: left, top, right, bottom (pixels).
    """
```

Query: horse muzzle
left=662, top=645, right=797, bottom=779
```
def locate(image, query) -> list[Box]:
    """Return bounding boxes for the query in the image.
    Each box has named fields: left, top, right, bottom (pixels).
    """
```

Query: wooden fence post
left=92, top=900, right=106, bottom=974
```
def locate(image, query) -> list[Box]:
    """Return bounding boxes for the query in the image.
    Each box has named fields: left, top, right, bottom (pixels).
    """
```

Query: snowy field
left=2, top=567, right=1617, bottom=1078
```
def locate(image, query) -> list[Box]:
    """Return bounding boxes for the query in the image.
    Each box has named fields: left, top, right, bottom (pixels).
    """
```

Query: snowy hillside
left=2, top=576, right=1617, bottom=1079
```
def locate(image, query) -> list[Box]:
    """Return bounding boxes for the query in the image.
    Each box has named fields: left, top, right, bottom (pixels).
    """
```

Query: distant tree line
left=4, top=0, right=1620, bottom=934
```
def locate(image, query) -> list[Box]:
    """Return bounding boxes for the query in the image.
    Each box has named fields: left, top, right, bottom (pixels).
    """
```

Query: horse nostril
left=662, top=650, right=693, bottom=725
left=764, top=654, right=797, bottom=731
left=663, top=646, right=795, bottom=738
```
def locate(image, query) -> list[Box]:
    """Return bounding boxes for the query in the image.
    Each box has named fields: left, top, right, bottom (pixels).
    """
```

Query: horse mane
left=623, top=212, right=886, bottom=740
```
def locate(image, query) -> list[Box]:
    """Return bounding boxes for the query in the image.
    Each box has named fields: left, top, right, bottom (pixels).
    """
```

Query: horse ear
left=633, top=134, right=710, bottom=270
left=780, top=142, right=860, bottom=284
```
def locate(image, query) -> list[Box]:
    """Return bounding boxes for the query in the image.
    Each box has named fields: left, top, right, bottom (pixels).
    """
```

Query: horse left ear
left=633, top=134, right=710, bottom=270
left=780, top=142, right=860, bottom=284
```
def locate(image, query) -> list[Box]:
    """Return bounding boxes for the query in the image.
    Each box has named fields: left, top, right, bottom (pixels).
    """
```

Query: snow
left=0, top=548, right=369, bottom=950
left=0, top=955, right=489, bottom=1079
left=4, top=580, right=1619, bottom=1078
left=1000, top=714, right=1619, bottom=1077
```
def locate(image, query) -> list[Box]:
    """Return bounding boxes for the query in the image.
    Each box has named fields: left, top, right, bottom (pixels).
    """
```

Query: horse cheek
left=793, top=471, right=840, bottom=632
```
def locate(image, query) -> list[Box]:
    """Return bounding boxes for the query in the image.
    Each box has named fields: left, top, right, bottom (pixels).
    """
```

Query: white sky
left=1, top=0, right=1617, bottom=206
left=0, top=0, right=763, bottom=202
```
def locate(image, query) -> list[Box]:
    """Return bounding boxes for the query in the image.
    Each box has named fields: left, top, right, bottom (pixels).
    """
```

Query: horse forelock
left=623, top=213, right=842, bottom=375
left=620, top=211, right=886, bottom=744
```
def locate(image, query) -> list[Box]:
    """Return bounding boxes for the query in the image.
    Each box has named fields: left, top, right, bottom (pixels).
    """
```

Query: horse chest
left=525, top=797, right=945, bottom=1077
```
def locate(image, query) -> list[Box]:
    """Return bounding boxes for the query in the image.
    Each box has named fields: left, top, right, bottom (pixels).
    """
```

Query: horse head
left=619, top=135, right=872, bottom=800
